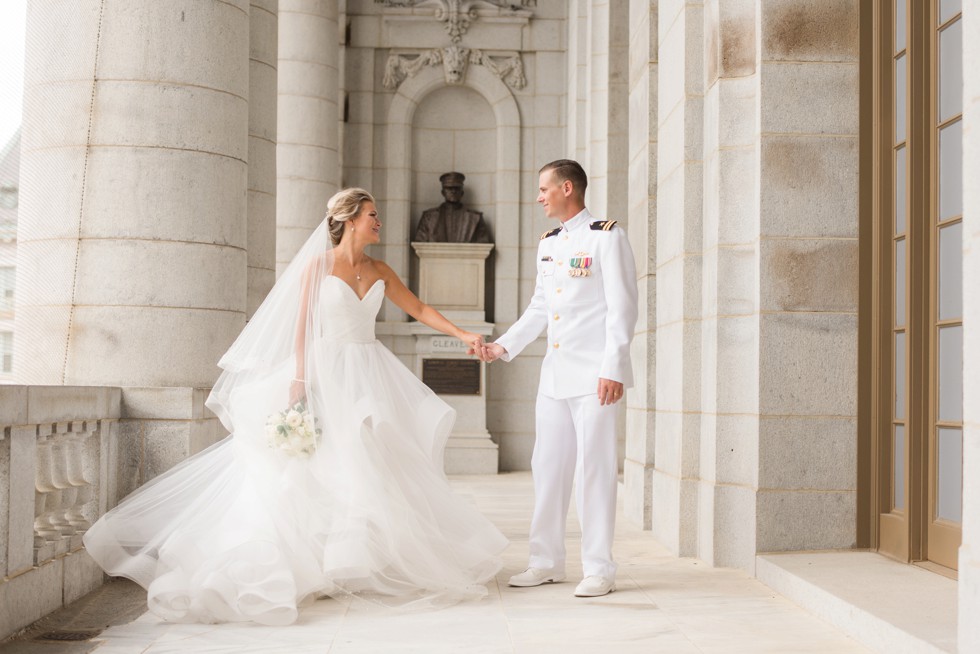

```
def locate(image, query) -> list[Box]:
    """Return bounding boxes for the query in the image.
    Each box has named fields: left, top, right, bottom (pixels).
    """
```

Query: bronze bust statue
left=413, top=172, right=491, bottom=243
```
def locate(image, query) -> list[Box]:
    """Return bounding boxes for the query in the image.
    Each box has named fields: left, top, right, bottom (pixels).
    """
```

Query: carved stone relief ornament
left=376, top=0, right=532, bottom=89
left=376, top=0, right=536, bottom=44
left=383, top=46, right=526, bottom=90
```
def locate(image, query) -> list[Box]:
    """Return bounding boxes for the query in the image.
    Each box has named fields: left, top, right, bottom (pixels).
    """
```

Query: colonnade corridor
left=0, top=473, right=868, bottom=654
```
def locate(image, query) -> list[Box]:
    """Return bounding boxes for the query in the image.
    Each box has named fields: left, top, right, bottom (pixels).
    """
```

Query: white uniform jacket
left=496, top=208, right=639, bottom=400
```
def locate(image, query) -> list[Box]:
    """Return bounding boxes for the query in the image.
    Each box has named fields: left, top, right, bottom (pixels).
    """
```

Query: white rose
left=304, top=414, right=316, bottom=432
left=288, top=433, right=303, bottom=449
left=286, top=411, right=302, bottom=428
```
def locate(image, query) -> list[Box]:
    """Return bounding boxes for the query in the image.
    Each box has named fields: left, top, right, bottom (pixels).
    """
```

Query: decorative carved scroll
left=384, top=47, right=526, bottom=90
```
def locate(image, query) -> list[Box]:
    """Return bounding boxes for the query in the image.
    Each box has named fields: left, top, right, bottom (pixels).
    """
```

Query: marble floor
left=15, top=473, right=872, bottom=653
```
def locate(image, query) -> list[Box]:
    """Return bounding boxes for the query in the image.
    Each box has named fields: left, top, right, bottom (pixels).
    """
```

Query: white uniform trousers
left=528, top=392, right=619, bottom=579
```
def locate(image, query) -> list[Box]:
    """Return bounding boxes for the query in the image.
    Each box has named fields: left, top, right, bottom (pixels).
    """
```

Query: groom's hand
left=597, top=378, right=624, bottom=405
left=475, top=342, right=506, bottom=363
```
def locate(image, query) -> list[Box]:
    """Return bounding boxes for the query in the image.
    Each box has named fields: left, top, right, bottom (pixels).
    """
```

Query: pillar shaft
left=15, top=0, right=250, bottom=387
left=959, top=2, right=980, bottom=648
left=623, top=0, right=658, bottom=530
left=652, top=0, right=705, bottom=558
left=276, top=0, right=340, bottom=275
left=248, top=0, right=278, bottom=317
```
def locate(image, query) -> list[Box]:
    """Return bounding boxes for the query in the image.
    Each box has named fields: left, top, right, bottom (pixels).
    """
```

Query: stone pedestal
left=411, top=241, right=498, bottom=474
left=412, top=242, right=494, bottom=322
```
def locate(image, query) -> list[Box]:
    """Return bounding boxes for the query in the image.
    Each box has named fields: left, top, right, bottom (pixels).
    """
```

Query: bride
left=83, top=188, right=509, bottom=625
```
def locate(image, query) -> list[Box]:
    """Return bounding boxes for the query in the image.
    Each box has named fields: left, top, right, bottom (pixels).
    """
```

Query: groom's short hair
left=540, top=159, right=588, bottom=199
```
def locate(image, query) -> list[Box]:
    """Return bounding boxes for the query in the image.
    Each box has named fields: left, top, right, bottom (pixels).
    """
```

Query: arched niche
left=383, top=65, right=521, bottom=325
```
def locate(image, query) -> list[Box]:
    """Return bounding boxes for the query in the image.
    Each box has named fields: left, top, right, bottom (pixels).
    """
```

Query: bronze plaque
left=422, top=358, right=481, bottom=395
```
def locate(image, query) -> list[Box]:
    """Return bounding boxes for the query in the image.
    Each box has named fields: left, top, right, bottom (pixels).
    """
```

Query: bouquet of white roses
left=264, top=400, right=321, bottom=457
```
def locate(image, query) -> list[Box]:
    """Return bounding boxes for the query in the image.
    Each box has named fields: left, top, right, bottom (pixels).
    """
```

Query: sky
left=0, top=1, right=27, bottom=150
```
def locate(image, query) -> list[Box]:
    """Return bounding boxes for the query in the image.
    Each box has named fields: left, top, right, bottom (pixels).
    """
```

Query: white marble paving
left=90, top=473, right=870, bottom=653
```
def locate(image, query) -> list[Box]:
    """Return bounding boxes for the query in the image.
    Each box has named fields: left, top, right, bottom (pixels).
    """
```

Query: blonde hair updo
left=325, top=187, right=375, bottom=246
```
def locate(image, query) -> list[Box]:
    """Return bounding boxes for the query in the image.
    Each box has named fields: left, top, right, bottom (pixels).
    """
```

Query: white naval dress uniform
left=496, top=208, right=638, bottom=579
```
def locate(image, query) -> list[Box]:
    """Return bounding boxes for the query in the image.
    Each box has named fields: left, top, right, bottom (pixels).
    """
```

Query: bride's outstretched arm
left=376, top=260, right=483, bottom=350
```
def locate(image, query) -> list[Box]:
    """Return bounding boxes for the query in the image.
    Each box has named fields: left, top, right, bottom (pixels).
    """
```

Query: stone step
left=757, top=551, right=957, bottom=654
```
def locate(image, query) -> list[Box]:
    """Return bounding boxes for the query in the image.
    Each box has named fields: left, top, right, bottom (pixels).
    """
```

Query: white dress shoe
left=574, top=576, right=616, bottom=597
left=508, top=567, right=566, bottom=587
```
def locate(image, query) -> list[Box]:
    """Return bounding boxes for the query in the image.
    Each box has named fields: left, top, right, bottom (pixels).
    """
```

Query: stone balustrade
left=0, top=385, right=224, bottom=640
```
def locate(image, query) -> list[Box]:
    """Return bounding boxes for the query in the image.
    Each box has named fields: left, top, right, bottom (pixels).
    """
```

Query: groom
left=476, top=159, right=638, bottom=597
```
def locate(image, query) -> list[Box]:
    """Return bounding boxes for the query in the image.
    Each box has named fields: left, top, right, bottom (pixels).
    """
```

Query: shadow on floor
left=0, top=578, right=146, bottom=654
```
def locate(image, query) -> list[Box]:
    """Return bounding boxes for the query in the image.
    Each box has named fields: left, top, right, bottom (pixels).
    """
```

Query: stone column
left=15, top=0, right=249, bottom=387
left=623, top=0, right=658, bottom=529
left=276, top=0, right=341, bottom=275
left=652, top=0, right=704, bottom=557
left=566, top=0, right=589, bottom=161
left=753, top=0, right=860, bottom=558
left=697, top=0, right=761, bottom=569
left=247, top=0, right=278, bottom=318
left=959, top=2, right=980, bottom=649
left=583, top=0, right=629, bottom=221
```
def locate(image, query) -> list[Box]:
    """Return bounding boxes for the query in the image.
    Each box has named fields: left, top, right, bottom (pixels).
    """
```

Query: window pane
left=895, top=0, right=906, bottom=52
left=895, top=238, right=906, bottom=326
left=895, top=331, right=906, bottom=419
left=895, top=146, right=907, bottom=233
left=940, top=19, right=963, bottom=122
left=0, top=332, right=11, bottom=374
left=895, top=55, right=907, bottom=144
left=940, top=120, right=963, bottom=220
left=894, top=424, right=906, bottom=510
left=938, top=325, right=963, bottom=422
left=939, top=222, right=962, bottom=320
left=940, top=0, right=961, bottom=25
left=937, top=427, right=962, bottom=523
left=0, top=267, right=13, bottom=313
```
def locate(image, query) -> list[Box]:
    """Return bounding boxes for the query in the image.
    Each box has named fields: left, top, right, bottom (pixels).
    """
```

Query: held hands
left=469, top=341, right=506, bottom=363
left=597, top=378, right=624, bottom=406
left=459, top=332, right=485, bottom=359
left=461, top=332, right=509, bottom=364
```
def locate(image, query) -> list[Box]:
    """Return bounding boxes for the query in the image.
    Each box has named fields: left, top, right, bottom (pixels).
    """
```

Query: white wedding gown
left=83, top=277, right=508, bottom=625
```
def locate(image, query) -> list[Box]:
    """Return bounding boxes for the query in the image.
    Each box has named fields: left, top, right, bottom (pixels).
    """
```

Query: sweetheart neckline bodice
left=324, top=276, right=385, bottom=303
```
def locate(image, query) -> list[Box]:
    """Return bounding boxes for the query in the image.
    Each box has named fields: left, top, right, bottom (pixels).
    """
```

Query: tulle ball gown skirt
left=82, top=337, right=508, bottom=626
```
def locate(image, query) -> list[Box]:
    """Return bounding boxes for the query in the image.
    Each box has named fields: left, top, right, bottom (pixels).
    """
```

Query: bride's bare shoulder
left=369, top=256, right=392, bottom=274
